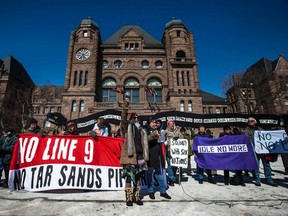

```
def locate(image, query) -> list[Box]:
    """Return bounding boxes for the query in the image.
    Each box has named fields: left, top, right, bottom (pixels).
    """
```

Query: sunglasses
left=248, top=120, right=255, bottom=123
left=133, top=116, right=139, bottom=119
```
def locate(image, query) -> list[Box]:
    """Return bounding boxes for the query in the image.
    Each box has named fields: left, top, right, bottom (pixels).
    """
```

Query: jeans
left=196, top=165, right=212, bottom=180
left=253, top=154, right=273, bottom=182
left=166, top=155, right=176, bottom=182
left=147, top=167, right=166, bottom=194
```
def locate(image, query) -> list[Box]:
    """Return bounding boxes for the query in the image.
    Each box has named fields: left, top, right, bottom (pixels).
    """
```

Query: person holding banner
left=64, top=122, right=79, bottom=135
left=92, top=118, right=109, bottom=137
left=120, top=113, right=149, bottom=206
left=146, top=118, right=171, bottom=200
left=165, top=120, right=181, bottom=185
left=195, top=125, right=216, bottom=184
left=24, top=117, right=46, bottom=135
left=0, top=128, right=17, bottom=188
left=179, top=127, right=193, bottom=176
left=244, top=117, right=277, bottom=187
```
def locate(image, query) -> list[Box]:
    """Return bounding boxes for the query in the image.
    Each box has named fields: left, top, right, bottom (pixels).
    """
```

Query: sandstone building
left=31, top=17, right=227, bottom=129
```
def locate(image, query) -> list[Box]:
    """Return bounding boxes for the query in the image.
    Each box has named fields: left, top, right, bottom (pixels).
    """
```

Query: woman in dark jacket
left=146, top=118, right=171, bottom=200
left=0, top=128, right=17, bottom=187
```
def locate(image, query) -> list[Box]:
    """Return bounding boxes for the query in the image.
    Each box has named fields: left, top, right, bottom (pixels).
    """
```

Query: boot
left=125, top=187, right=133, bottom=206
left=133, top=186, right=143, bottom=205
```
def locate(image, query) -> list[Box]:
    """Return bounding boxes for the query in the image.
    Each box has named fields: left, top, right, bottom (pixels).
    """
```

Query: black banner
left=67, top=109, right=285, bottom=133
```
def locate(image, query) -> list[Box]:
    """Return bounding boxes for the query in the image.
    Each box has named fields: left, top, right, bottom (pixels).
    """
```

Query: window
left=187, top=71, right=190, bottom=86
left=73, top=71, right=77, bottom=86
left=203, top=107, right=207, bottom=114
left=176, top=71, right=179, bottom=86
left=181, top=71, right=185, bottom=86
left=125, top=43, right=129, bottom=50
left=188, top=100, right=192, bottom=112
left=147, top=78, right=162, bottom=103
left=177, top=30, right=181, bottom=37
left=50, top=107, right=55, bottom=113
left=79, top=71, right=83, bottom=86
left=155, top=60, right=163, bottom=69
left=208, top=107, right=213, bottom=114
left=57, top=107, right=61, bottom=113
left=180, top=100, right=184, bottom=111
left=141, top=60, right=149, bottom=68
left=124, top=78, right=140, bottom=103
left=216, top=107, right=221, bottom=114
left=103, top=60, right=109, bottom=69
left=83, top=31, right=88, bottom=37
left=114, top=60, right=122, bottom=68
left=223, top=107, right=227, bottom=114
left=72, top=100, right=77, bottom=112
left=43, top=107, right=48, bottom=114
left=84, top=71, right=88, bottom=86
left=176, top=50, right=186, bottom=62
left=80, top=100, right=85, bottom=112
left=102, top=78, right=117, bottom=102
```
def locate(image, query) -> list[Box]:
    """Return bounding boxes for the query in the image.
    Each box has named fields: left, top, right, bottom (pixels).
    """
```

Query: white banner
left=170, top=138, right=188, bottom=168
left=254, top=130, right=288, bottom=154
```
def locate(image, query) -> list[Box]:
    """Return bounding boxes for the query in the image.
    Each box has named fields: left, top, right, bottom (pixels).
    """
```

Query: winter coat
left=146, top=127, right=165, bottom=169
left=243, top=125, right=263, bottom=147
left=0, top=134, right=17, bottom=165
left=120, top=122, right=149, bottom=166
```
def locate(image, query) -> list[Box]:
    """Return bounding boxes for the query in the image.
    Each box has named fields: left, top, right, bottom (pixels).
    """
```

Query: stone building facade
left=23, top=18, right=227, bottom=130
left=0, top=56, right=34, bottom=132
left=227, top=55, right=288, bottom=115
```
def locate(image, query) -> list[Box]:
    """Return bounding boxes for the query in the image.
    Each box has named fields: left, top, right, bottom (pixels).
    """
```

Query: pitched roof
left=202, top=91, right=227, bottom=105
left=246, top=57, right=275, bottom=75
left=2, top=56, right=34, bottom=87
left=103, top=25, right=162, bottom=47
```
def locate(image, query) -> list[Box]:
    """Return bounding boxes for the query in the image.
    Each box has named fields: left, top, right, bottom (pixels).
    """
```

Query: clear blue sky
left=1, top=0, right=287, bottom=97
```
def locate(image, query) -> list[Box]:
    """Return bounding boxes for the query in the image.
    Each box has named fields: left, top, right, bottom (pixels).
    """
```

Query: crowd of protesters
left=0, top=114, right=287, bottom=208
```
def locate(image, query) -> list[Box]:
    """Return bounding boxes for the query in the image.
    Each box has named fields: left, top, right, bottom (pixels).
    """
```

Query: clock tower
left=62, top=17, right=101, bottom=120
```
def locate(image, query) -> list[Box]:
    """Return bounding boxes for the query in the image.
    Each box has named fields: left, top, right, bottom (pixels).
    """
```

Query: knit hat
left=167, top=120, right=174, bottom=126
left=29, top=118, right=38, bottom=125
left=67, top=122, right=75, bottom=128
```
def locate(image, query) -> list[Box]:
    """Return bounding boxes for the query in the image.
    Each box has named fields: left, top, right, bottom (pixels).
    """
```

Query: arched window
left=181, top=71, right=185, bottom=86
left=79, top=100, right=85, bottom=112
left=102, top=78, right=117, bottom=102
left=176, top=50, right=186, bottom=62
left=103, top=60, right=109, bottom=69
left=180, top=100, right=184, bottom=111
left=84, top=71, right=88, bottom=86
left=73, top=71, right=77, bottom=86
left=124, top=78, right=139, bottom=103
left=147, top=78, right=162, bottom=103
left=176, top=71, right=179, bottom=86
left=79, top=71, right=83, bottom=86
left=187, top=71, right=190, bottom=86
left=188, top=100, right=192, bottom=112
left=71, top=100, right=77, bottom=112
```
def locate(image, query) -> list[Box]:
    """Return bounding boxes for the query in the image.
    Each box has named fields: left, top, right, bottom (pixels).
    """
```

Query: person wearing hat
left=64, top=122, right=79, bottom=135
left=244, top=117, right=277, bottom=187
left=120, top=113, right=149, bottom=206
left=24, top=117, right=46, bottom=135
left=0, top=127, right=17, bottom=187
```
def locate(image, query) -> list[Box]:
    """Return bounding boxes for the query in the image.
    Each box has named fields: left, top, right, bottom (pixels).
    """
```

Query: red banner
left=9, top=134, right=125, bottom=191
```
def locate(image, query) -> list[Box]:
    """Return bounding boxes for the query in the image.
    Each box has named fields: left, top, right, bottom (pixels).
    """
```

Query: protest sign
left=170, top=138, right=188, bottom=168
left=254, top=130, right=288, bottom=154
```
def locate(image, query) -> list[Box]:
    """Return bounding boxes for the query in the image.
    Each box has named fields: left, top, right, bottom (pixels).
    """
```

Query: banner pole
left=178, top=166, right=181, bottom=185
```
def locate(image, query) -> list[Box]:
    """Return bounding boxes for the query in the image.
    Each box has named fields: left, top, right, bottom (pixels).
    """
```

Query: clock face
left=75, top=48, right=91, bottom=61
